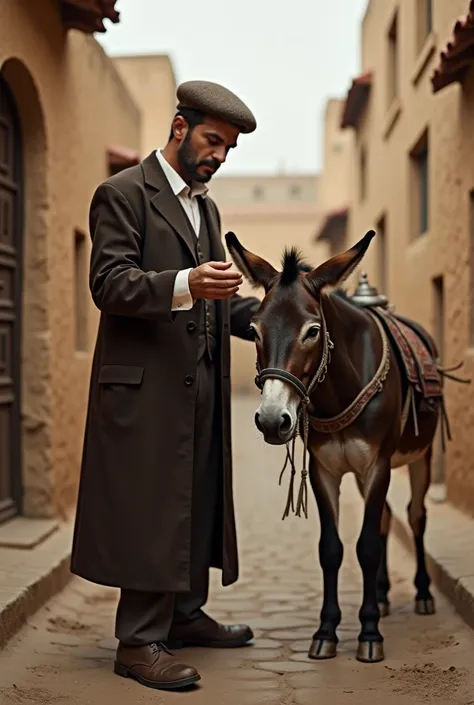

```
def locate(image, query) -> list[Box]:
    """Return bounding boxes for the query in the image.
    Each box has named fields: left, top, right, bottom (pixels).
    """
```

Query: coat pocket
left=97, top=365, right=145, bottom=428
left=98, top=364, right=144, bottom=387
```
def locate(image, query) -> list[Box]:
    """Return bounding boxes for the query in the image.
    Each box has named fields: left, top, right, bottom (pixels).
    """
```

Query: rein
left=254, top=308, right=391, bottom=521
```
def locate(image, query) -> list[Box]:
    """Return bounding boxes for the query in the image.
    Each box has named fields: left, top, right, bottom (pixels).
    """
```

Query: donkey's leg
left=376, top=502, right=392, bottom=617
left=356, top=460, right=391, bottom=663
left=408, top=450, right=435, bottom=615
left=308, top=462, right=343, bottom=660
left=356, top=476, right=392, bottom=617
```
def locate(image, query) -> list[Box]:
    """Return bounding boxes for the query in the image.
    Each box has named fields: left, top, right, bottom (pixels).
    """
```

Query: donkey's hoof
left=378, top=602, right=390, bottom=618
left=356, top=640, right=384, bottom=663
left=308, top=638, right=337, bottom=660
left=415, top=598, right=436, bottom=615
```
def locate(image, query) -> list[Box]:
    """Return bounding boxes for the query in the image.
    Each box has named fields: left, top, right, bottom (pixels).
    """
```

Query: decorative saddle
left=370, top=307, right=442, bottom=400
left=351, top=272, right=442, bottom=403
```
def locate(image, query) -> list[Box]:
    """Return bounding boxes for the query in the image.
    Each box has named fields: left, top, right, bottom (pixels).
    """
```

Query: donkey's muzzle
left=255, top=409, right=293, bottom=445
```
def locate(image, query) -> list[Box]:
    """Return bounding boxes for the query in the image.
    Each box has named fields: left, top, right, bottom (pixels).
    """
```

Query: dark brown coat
left=70, top=152, right=259, bottom=593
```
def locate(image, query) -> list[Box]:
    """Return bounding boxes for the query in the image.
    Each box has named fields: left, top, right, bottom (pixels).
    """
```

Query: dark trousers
left=115, top=355, right=220, bottom=646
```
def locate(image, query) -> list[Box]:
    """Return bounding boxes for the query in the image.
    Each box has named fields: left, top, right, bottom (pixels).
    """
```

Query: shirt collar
left=155, top=149, right=208, bottom=200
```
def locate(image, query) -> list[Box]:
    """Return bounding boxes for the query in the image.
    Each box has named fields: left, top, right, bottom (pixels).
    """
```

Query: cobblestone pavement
left=1, top=395, right=474, bottom=705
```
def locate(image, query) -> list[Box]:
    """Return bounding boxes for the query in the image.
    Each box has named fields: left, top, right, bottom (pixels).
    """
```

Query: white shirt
left=155, top=149, right=208, bottom=311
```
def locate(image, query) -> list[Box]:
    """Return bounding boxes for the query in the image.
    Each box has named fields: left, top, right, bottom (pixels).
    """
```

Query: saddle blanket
left=372, top=307, right=442, bottom=399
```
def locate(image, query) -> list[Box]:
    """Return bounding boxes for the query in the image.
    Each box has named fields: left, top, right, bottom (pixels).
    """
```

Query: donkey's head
left=226, top=230, right=376, bottom=445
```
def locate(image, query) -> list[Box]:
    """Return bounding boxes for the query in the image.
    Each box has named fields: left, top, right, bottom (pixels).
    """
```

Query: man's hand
left=188, top=261, right=243, bottom=300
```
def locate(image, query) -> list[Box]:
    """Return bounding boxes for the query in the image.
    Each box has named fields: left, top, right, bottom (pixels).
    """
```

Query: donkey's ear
left=225, top=231, right=278, bottom=291
left=305, top=230, right=376, bottom=294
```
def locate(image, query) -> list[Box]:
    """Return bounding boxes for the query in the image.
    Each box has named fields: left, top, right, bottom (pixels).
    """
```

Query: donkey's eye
left=304, top=325, right=320, bottom=341
left=248, top=326, right=260, bottom=341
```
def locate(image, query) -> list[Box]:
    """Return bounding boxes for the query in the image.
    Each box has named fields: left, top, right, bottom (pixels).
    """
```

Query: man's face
left=176, top=116, right=240, bottom=183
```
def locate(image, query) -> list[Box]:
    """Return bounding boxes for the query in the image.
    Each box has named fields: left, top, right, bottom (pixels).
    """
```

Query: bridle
left=254, top=309, right=335, bottom=519
left=254, top=311, right=335, bottom=403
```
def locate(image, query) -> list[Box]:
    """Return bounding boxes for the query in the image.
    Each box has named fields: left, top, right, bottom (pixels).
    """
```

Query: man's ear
left=305, top=230, right=376, bottom=294
left=172, top=115, right=188, bottom=142
left=225, top=231, right=278, bottom=291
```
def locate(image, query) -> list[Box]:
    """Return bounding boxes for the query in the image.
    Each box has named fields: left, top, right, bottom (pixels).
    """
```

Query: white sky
left=97, top=0, right=368, bottom=175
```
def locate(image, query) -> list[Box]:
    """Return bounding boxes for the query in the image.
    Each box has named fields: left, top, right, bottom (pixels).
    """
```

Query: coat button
left=187, top=321, right=197, bottom=333
left=184, top=375, right=194, bottom=386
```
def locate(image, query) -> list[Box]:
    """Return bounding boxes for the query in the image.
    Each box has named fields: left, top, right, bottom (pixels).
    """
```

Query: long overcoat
left=70, top=152, right=259, bottom=593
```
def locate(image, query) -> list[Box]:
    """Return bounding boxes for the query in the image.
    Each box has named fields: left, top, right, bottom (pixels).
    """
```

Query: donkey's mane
left=280, top=247, right=313, bottom=286
left=279, top=249, right=362, bottom=308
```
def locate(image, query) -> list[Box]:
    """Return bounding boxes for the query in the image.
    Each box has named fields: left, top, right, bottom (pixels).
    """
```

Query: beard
left=177, top=132, right=220, bottom=183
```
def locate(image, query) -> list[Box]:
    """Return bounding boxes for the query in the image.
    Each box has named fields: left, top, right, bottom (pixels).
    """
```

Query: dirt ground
left=0, top=395, right=473, bottom=705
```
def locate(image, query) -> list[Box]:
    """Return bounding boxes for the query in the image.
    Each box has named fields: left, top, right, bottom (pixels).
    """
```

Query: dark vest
left=180, top=199, right=217, bottom=362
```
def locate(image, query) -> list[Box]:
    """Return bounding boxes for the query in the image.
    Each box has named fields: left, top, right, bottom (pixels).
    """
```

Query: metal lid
left=351, top=271, right=389, bottom=308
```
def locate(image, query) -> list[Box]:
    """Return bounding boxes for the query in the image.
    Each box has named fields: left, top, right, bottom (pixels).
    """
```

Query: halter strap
left=257, top=368, right=309, bottom=400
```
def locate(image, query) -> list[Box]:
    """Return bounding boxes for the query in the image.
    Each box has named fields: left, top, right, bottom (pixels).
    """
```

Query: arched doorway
left=0, top=74, right=23, bottom=522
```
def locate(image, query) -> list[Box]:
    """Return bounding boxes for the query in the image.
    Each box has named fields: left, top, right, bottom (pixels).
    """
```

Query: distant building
left=209, top=173, right=320, bottom=206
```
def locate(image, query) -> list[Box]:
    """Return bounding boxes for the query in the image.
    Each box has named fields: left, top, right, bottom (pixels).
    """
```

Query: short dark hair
left=168, top=107, right=206, bottom=142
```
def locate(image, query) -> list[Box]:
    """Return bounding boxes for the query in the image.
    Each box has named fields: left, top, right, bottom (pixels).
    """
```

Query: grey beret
left=176, top=80, right=257, bottom=134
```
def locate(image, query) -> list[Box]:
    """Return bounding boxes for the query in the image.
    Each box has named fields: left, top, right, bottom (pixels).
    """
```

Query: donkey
left=226, top=229, right=462, bottom=664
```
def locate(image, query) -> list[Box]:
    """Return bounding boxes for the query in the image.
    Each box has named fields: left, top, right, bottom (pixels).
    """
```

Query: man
left=70, top=80, right=261, bottom=691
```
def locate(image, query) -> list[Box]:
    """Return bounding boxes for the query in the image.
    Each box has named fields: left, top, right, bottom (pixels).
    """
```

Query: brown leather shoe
left=166, top=612, right=254, bottom=649
left=114, top=642, right=200, bottom=690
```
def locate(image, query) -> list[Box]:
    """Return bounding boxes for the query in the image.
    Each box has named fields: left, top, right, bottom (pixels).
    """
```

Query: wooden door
left=0, top=75, right=23, bottom=522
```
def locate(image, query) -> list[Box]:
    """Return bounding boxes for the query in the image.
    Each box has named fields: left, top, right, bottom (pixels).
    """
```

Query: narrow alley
left=0, top=396, right=473, bottom=705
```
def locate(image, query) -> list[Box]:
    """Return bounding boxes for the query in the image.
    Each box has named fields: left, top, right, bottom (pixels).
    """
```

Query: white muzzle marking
left=256, top=379, right=298, bottom=433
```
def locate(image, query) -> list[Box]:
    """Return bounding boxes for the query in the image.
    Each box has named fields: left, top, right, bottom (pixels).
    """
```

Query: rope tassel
left=269, top=326, right=334, bottom=522
left=277, top=400, right=312, bottom=521
left=295, top=408, right=311, bottom=518
left=279, top=436, right=309, bottom=520
left=279, top=393, right=313, bottom=520
left=282, top=468, right=296, bottom=519
left=295, top=469, right=308, bottom=518
left=279, top=438, right=297, bottom=519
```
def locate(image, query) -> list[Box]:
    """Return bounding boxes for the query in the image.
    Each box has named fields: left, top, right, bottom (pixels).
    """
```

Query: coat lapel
left=141, top=152, right=197, bottom=264
left=200, top=196, right=225, bottom=261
